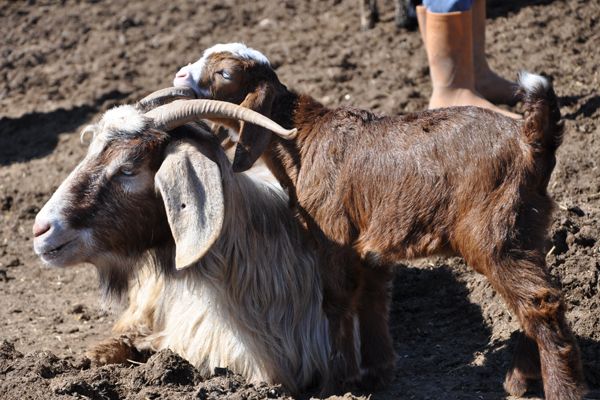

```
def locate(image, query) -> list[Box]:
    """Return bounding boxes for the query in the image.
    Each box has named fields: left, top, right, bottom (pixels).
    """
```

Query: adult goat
left=32, top=96, right=330, bottom=394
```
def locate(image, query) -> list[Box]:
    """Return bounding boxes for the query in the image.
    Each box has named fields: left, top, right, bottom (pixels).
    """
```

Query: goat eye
left=217, top=70, right=232, bottom=80
left=119, top=166, right=136, bottom=177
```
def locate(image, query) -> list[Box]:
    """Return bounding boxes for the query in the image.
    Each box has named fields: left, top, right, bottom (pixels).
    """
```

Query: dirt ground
left=0, top=0, right=599, bottom=399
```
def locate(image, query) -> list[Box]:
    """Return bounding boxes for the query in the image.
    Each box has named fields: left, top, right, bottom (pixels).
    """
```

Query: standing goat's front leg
left=356, top=264, right=396, bottom=389
left=320, top=257, right=361, bottom=395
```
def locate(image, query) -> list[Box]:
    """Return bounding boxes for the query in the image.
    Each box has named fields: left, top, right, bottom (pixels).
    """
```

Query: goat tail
left=518, top=71, right=563, bottom=156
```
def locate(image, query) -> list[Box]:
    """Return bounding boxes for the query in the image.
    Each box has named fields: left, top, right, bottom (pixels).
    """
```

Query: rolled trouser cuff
left=423, top=0, right=473, bottom=13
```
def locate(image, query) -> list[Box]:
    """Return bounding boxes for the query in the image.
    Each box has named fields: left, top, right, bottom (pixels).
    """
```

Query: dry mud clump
left=0, top=341, right=300, bottom=400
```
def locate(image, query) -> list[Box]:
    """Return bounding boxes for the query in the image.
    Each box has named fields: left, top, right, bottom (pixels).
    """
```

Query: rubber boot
left=423, top=8, right=519, bottom=118
left=472, top=0, right=518, bottom=105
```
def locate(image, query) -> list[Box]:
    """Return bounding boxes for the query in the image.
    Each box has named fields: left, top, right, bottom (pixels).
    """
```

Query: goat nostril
left=33, top=221, right=51, bottom=238
left=176, top=70, right=189, bottom=79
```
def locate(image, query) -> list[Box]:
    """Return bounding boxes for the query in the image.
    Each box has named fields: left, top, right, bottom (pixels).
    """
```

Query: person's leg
left=423, top=6, right=519, bottom=118
left=472, top=0, right=518, bottom=105
left=419, top=0, right=473, bottom=40
left=416, top=4, right=426, bottom=39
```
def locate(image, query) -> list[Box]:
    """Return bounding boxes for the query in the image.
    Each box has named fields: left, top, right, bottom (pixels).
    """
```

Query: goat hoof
left=320, top=351, right=361, bottom=395
left=85, top=336, right=139, bottom=366
left=319, top=378, right=341, bottom=398
left=359, top=363, right=394, bottom=390
left=319, top=371, right=361, bottom=397
left=504, top=369, right=529, bottom=397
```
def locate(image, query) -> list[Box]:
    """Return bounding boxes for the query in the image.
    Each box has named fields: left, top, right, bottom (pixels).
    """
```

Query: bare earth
left=0, top=0, right=598, bottom=399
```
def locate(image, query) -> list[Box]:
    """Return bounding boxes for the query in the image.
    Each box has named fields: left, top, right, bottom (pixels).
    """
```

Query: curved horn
left=136, top=87, right=197, bottom=111
left=144, top=99, right=297, bottom=140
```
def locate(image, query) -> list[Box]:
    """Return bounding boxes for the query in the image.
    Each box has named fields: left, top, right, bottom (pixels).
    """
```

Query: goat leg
left=86, top=334, right=151, bottom=366
left=320, top=310, right=360, bottom=395
left=320, top=261, right=361, bottom=395
left=504, top=332, right=541, bottom=396
left=480, top=253, right=586, bottom=400
left=356, top=264, right=396, bottom=389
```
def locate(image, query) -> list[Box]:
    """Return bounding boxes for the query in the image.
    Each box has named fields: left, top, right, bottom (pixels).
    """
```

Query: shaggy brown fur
left=189, top=49, right=586, bottom=399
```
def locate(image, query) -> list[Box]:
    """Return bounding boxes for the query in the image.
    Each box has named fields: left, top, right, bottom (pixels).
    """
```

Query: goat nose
left=33, top=221, right=51, bottom=238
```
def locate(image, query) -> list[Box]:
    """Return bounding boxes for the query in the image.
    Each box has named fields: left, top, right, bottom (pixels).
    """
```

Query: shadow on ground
left=0, top=90, right=130, bottom=166
left=563, top=95, right=600, bottom=120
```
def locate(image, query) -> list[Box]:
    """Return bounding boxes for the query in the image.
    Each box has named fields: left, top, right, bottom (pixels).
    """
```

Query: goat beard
left=94, top=245, right=175, bottom=310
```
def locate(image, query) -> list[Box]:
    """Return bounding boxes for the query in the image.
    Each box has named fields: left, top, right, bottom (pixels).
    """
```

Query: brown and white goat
left=32, top=100, right=330, bottom=394
left=173, top=43, right=586, bottom=399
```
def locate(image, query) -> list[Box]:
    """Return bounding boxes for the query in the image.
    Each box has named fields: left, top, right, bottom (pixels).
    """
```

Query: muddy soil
left=0, top=0, right=599, bottom=399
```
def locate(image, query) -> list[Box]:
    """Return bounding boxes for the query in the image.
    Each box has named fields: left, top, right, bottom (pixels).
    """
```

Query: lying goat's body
left=98, top=167, right=329, bottom=392
left=33, top=104, right=330, bottom=394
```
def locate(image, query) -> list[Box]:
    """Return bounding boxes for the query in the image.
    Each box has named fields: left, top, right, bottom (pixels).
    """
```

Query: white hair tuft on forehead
left=100, top=105, right=146, bottom=135
left=203, top=42, right=270, bottom=66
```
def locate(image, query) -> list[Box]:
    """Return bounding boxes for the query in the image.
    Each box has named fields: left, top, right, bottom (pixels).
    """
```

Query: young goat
left=32, top=98, right=330, bottom=394
left=172, top=43, right=586, bottom=399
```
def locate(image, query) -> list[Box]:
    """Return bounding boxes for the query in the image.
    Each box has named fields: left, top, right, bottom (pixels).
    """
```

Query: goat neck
left=264, top=90, right=331, bottom=194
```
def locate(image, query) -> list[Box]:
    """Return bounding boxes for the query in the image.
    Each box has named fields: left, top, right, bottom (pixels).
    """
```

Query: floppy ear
left=232, top=81, right=275, bottom=172
left=155, top=140, right=224, bottom=270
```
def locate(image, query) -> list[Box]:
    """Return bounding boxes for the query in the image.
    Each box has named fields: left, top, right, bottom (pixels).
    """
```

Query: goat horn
left=136, top=87, right=197, bottom=111
left=145, top=99, right=297, bottom=140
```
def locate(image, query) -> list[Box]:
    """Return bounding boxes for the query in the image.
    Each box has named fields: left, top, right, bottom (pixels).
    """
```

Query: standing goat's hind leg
left=481, top=253, right=586, bottom=400
left=504, top=332, right=542, bottom=396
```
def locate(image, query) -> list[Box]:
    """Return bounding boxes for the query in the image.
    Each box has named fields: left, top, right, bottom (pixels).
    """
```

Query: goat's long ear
left=155, top=140, right=224, bottom=270
left=232, top=81, right=275, bottom=173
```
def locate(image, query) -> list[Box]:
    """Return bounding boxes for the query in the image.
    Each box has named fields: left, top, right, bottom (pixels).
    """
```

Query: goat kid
left=172, top=43, right=586, bottom=399
left=32, top=99, right=330, bottom=394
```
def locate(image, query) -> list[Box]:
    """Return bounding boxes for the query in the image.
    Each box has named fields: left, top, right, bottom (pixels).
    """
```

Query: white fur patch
left=202, top=43, right=270, bottom=66
left=101, top=105, right=146, bottom=135
left=174, top=43, right=270, bottom=90
left=518, top=71, right=550, bottom=93
left=85, top=105, right=147, bottom=155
